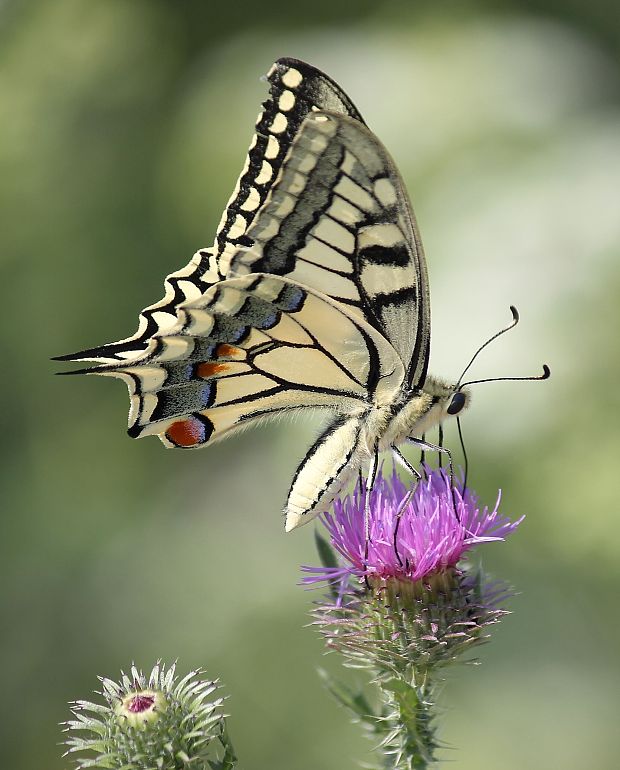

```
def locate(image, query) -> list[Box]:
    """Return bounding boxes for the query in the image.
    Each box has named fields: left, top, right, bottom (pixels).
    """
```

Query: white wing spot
left=217, top=242, right=238, bottom=278
left=177, top=279, right=203, bottom=302
left=265, top=134, right=279, bottom=159
left=278, top=90, right=296, bottom=112
left=139, top=393, right=158, bottom=424
left=358, top=223, right=405, bottom=248
left=255, top=160, right=273, bottom=185
left=184, top=309, right=214, bottom=336
left=341, top=151, right=357, bottom=176
left=291, top=150, right=318, bottom=175
left=270, top=112, right=288, bottom=134
left=374, top=178, right=397, bottom=207
left=247, top=275, right=283, bottom=302
left=287, top=170, right=308, bottom=196
left=282, top=67, right=303, bottom=88
left=308, top=115, right=337, bottom=135
left=155, top=336, right=194, bottom=362
left=150, top=310, right=178, bottom=335
left=361, top=262, right=415, bottom=296
left=240, top=187, right=261, bottom=212
left=228, top=214, right=247, bottom=239
left=123, top=366, right=167, bottom=393
left=305, top=131, right=330, bottom=154
left=252, top=214, right=281, bottom=241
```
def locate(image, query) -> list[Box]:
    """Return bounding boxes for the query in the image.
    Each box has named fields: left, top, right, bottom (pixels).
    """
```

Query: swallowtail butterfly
left=58, top=58, right=548, bottom=531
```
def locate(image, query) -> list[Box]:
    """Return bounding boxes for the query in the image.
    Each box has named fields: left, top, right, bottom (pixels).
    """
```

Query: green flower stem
left=313, top=568, right=510, bottom=768
left=368, top=586, right=439, bottom=768
left=377, top=673, right=437, bottom=770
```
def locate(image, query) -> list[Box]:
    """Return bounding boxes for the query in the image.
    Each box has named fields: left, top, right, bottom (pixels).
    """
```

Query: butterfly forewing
left=214, top=57, right=366, bottom=277
left=58, top=58, right=366, bottom=366
left=228, top=111, right=430, bottom=388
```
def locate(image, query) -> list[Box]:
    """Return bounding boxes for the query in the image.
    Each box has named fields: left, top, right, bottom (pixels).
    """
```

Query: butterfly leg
left=419, top=432, right=427, bottom=476
left=391, top=446, right=422, bottom=567
left=363, top=451, right=379, bottom=587
left=405, top=437, right=459, bottom=520
left=364, top=452, right=379, bottom=543
left=438, top=424, right=444, bottom=468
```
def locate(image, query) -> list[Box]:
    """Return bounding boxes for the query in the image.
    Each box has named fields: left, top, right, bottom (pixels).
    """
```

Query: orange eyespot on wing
left=215, top=343, right=244, bottom=359
left=196, top=362, right=230, bottom=378
left=164, top=415, right=213, bottom=448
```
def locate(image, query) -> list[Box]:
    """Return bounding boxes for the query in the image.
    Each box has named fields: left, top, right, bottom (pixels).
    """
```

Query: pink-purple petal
left=302, top=467, right=521, bottom=587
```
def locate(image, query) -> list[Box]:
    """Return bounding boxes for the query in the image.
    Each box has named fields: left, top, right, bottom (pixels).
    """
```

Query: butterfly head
left=407, top=305, right=551, bottom=439
left=446, top=388, right=468, bottom=416
left=418, top=377, right=472, bottom=430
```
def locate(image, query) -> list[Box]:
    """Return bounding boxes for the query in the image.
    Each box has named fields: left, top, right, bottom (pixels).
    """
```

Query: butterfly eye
left=447, top=391, right=466, bottom=415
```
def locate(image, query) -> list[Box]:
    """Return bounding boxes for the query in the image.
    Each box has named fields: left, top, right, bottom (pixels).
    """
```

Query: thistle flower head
left=64, top=662, right=226, bottom=769
left=306, top=467, right=521, bottom=677
left=306, top=469, right=521, bottom=768
left=303, top=467, right=522, bottom=591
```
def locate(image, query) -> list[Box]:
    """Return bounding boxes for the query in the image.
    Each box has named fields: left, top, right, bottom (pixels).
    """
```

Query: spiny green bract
left=64, top=662, right=229, bottom=770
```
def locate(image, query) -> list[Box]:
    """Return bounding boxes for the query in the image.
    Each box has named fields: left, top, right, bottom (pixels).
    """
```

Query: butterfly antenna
left=456, top=416, right=468, bottom=491
left=455, top=306, right=520, bottom=390
left=459, top=364, right=550, bottom=389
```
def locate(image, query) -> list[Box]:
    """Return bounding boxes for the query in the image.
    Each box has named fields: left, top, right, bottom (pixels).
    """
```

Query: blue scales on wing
left=80, top=275, right=403, bottom=451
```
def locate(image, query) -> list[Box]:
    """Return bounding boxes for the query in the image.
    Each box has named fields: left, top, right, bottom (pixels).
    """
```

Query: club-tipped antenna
left=460, top=364, right=550, bottom=389
left=455, top=306, right=520, bottom=390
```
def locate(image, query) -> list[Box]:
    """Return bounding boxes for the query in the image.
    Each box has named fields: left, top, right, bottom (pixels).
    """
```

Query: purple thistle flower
left=307, top=468, right=521, bottom=769
left=303, top=467, right=522, bottom=589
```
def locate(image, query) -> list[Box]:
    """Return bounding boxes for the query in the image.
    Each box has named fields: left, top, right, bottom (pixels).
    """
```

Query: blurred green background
left=2, top=0, right=619, bottom=768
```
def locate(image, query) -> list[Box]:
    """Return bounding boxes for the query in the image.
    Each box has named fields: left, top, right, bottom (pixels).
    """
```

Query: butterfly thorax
left=376, top=377, right=470, bottom=451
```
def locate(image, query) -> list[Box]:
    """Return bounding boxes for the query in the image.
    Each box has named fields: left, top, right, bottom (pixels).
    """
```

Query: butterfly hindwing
left=97, top=275, right=404, bottom=450
left=228, top=111, right=431, bottom=389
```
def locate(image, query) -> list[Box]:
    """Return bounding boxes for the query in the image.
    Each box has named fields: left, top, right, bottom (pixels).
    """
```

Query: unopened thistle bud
left=64, top=662, right=234, bottom=770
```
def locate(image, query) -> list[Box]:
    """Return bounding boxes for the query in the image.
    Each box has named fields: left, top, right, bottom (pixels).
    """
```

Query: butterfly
left=58, top=58, right=548, bottom=531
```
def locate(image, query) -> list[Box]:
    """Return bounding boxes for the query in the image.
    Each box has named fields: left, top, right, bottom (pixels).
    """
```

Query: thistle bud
left=64, top=662, right=232, bottom=769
